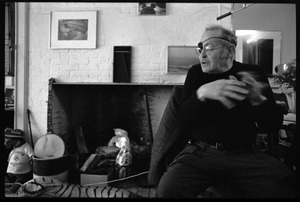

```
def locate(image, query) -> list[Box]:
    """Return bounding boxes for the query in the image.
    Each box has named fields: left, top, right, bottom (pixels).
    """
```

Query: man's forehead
left=200, top=30, right=222, bottom=42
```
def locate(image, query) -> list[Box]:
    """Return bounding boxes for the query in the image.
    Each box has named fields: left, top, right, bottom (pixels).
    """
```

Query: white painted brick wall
left=26, top=2, right=231, bottom=142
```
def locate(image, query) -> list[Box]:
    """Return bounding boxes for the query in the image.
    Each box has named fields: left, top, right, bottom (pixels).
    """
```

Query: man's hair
left=205, top=25, right=237, bottom=47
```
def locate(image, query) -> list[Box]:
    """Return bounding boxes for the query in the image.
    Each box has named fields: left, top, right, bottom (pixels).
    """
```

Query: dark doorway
left=257, top=39, right=273, bottom=74
left=243, top=39, right=273, bottom=74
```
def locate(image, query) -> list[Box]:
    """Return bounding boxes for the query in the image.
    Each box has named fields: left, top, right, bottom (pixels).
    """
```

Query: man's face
left=198, top=30, right=230, bottom=74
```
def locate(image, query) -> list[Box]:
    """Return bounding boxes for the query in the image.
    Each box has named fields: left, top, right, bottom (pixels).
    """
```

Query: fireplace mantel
left=53, top=82, right=182, bottom=86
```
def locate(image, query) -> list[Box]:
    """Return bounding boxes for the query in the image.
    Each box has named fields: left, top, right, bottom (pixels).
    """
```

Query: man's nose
left=200, top=51, right=207, bottom=58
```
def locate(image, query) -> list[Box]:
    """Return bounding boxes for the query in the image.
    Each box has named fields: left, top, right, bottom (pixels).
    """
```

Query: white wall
left=23, top=2, right=231, bottom=144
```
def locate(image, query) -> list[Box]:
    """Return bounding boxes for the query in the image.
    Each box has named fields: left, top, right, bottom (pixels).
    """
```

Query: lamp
left=271, top=59, right=296, bottom=113
left=272, top=60, right=296, bottom=91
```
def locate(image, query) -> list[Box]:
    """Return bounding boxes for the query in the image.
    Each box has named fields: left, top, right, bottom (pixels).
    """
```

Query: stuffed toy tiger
left=13, top=177, right=135, bottom=198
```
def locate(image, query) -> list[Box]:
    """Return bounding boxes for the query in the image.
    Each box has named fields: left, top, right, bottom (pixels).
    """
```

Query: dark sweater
left=177, top=60, right=283, bottom=150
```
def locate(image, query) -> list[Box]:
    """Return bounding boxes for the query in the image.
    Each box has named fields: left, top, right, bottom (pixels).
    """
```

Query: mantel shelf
left=52, top=82, right=183, bottom=86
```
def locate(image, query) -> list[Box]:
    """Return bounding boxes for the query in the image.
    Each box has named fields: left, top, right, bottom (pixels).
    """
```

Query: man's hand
left=237, top=71, right=268, bottom=106
left=196, top=77, right=249, bottom=109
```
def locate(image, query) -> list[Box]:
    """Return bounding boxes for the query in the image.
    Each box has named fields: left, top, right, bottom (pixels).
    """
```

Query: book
left=85, top=154, right=103, bottom=173
left=80, top=153, right=96, bottom=172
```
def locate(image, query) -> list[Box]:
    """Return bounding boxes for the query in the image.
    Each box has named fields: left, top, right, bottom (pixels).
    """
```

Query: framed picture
left=167, top=46, right=199, bottom=74
left=49, top=11, right=97, bottom=49
left=5, top=87, right=14, bottom=108
left=138, top=2, right=166, bottom=15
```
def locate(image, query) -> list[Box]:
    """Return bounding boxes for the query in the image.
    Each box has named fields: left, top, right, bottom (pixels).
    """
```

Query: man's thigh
left=157, top=145, right=227, bottom=198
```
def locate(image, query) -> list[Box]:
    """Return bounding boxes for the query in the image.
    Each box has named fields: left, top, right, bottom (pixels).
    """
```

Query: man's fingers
left=236, top=71, right=255, bottom=79
left=229, top=75, right=238, bottom=80
left=219, top=97, right=236, bottom=109
left=223, top=85, right=249, bottom=95
left=226, top=79, right=247, bottom=88
left=222, top=90, right=247, bottom=101
left=236, top=72, right=259, bottom=85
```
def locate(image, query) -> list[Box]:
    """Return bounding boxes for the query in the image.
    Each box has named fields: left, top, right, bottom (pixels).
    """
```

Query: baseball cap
left=5, top=128, right=25, bottom=139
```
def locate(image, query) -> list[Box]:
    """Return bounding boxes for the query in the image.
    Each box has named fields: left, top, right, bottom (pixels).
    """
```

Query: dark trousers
left=157, top=143, right=296, bottom=198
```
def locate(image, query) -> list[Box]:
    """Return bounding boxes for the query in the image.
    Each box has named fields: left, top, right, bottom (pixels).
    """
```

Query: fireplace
left=50, top=82, right=179, bottom=173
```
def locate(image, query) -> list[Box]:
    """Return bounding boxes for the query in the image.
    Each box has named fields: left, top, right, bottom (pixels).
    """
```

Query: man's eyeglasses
left=195, top=46, right=223, bottom=55
left=195, top=37, right=235, bottom=55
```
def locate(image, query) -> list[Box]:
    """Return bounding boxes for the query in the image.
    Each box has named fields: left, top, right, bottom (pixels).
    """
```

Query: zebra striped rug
left=5, top=176, right=157, bottom=198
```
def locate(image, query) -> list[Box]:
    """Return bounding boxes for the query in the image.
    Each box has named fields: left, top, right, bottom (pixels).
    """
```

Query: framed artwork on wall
left=167, top=46, right=199, bottom=74
left=138, top=2, right=166, bottom=15
left=49, top=11, right=97, bottom=49
left=5, top=87, right=14, bottom=108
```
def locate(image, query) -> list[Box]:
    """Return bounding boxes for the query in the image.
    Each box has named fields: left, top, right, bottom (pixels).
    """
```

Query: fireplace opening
left=50, top=83, right=176, bottom=175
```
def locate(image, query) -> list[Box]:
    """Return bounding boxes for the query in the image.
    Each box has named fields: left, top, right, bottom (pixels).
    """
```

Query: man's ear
left=228, top=45, right=235, bottom=60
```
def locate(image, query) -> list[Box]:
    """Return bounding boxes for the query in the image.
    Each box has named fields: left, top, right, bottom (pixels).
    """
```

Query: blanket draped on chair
left=148, top=86, right=190, bottom=185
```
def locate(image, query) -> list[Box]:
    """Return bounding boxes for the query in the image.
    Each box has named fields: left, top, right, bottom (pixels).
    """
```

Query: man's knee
left=156, top=173, right=201, bottom=198
left=156, top=176, right=175, bottom=197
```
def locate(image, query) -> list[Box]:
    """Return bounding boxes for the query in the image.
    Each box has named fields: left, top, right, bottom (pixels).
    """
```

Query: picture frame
left=49, top=11, right=97, bottom=49
left=167, top=46, right=199, bottom=74
left=5, top=87, right=14, bottom=108
left=138, top=2, right=166, bottom=15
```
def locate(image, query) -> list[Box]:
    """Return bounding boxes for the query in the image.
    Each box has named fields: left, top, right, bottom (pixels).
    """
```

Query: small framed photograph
left=167, top=46, right=199, bottom=74
left=5, top=87, right=14, bottom=108
left=49, top=11, right=97, bottom=49
left=138, top=2, right=166, bottom=15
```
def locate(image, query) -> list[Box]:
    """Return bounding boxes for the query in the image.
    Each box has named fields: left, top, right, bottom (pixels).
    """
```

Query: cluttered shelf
left=274, top=112, right=296, bottom=173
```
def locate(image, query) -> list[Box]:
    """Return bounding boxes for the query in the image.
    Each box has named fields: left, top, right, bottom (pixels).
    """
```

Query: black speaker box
left=113, top=46, right=132, bottom=83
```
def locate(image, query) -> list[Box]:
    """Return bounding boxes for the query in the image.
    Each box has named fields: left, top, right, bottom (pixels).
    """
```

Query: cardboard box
left=80, top=171, right=113, bottom=187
